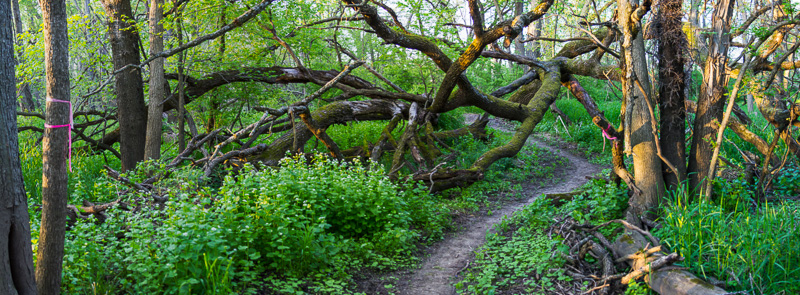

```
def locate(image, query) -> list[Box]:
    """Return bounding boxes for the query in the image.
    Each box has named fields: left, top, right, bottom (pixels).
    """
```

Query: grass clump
left=657, top=196, right=800, bottom=294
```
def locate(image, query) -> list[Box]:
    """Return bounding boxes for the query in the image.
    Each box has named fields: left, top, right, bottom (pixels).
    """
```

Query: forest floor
left=357, top=115, right=604, bottom=295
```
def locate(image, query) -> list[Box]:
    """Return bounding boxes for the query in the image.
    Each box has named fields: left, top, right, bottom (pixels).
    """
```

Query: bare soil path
left=394, top=118, right=603, bottom=295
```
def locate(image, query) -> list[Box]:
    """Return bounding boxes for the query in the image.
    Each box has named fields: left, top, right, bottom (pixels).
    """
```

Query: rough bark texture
left=101, top=0, right=147, bottom=171
left=655, top=0, right=687, bottom=190
left=37, top=0, right=71, bottom=292
left=688, top=0, right=734, bottom=196
left=0, top=1, right=37, bottom=293
left=144, top=0, right=165, bottom=160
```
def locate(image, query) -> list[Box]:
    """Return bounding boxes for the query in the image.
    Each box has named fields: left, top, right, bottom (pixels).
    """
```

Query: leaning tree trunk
left=37, top=0, right=71, bottom=293
left=618, top=0, right=666, bottom=220
left=688, top=0, right=734, bottom=198
left=655, top=0, right=688, bottom=191
left=144, top=0, right=165, bottom=160
left=101, top=0, right=147, bottom=171
left=0, top=1, right=37, bottom=293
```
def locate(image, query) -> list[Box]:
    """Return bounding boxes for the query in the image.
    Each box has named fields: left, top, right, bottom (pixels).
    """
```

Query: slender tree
left=177, top=5, right=186, bottom=152
left=688, top=0, right=735, bottom=196
left=0, top=0, right=37, bottom=293
left=12, top=0, right=35, bottom=111
left=144, top=0, right=165, bottom=160
left=101, top=0, right=148, bottom=171
left=36, top=0, right=71, bottom=292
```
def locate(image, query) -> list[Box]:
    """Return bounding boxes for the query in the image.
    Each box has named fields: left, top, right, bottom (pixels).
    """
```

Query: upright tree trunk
left=688, top=0, right=734, bottom=197
left=207, top=4, right=225, bottom=148
left=36, top=0, right=71, bottom=292
left=12, top=0, right=35, bottom=111
left=101, top=0, right=147, bottom=171
left=526, top=7, right=542, bottom=59
left=177, top=8, right=186, bottom=152
left=0, top=1, right=37, bottom=293
left=656, top=0, right=687, bottom=190
left=618, top=0, right=666, bottom=219
left=514, top=0, right=526, bottom=61
left=144, top=0, right=165, bottom=160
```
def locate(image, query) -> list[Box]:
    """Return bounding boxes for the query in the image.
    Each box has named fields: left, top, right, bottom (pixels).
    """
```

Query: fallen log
left=611, top=230, right=727, bottom=294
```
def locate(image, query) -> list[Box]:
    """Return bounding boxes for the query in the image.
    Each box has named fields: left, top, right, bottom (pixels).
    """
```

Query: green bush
left=216, top=155, right=449, bottom=275
left=57, top=155, right=449, bottom=294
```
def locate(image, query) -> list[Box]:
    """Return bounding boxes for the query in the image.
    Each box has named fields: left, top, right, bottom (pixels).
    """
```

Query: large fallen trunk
left=612, top=230, right=727, bottom=294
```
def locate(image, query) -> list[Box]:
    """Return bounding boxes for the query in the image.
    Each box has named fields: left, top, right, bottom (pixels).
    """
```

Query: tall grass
left=657, top=194, right=800, bottom=294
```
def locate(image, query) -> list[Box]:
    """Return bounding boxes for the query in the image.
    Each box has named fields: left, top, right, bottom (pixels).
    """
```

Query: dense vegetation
left=2, top=0, right=800, bottom=294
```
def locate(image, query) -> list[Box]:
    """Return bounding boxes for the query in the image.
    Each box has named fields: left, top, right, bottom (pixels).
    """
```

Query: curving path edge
left=396, top=119, right=603, bottom=295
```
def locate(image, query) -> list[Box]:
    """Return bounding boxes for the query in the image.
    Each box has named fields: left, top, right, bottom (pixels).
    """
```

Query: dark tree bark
left=36, top=0, right=71, bottom=292
left=0, top=1, right=37, bottom=293
left=144, top=0, right=165, bottom=160
left=101, top=0, right=147, bottom=171
left=655, top=0, right=687, bottom=190
left=688, top=0, right=734, bottom=197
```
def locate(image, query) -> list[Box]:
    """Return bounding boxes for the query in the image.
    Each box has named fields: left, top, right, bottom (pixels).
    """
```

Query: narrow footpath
left=396, top=119, right=603, bottom=295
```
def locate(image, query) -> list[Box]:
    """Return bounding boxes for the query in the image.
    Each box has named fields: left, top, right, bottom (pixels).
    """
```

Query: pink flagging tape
left=44, top=97, right=72, bottom=172
left=601, top=125, right=617, bottom=141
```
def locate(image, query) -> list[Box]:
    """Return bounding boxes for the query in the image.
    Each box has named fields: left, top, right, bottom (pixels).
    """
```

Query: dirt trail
left=395, top=118, right=602, bottom=295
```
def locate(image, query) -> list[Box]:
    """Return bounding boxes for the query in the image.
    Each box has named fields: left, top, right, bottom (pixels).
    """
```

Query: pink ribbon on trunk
left=44, top=97, right=72, bottom=172
left=601, top=125, right=617, bottom=140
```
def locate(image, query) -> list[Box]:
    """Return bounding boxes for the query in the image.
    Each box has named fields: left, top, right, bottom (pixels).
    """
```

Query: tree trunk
left=688, top=0, right=734, bottom=197
left=101, top=0, right=147, bottom=171
left=618, top=0, right=666, bottom=219
left=514, top=0, right=525, bottom=59
left=177, top=7, right=186, bottom=152
left=655, top=0, right=687, bottom=190
left=0, top=1, right=37, bottom=293
left=144, top=0, right=165, bottom=160
left=36, top=0, right=71, bottom=292
left=12, top=0, right=35, bottom=111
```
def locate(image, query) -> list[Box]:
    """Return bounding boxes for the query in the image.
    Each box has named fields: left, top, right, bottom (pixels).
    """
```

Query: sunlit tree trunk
left=36, top=0, right=70, bottom=292
left=0, top=1, right=37, bottom=293
left=101, top=0, right=147, bottom=171
left=144, top=0, right=165, bottom=160
left=618, top=0, right=665, bottom=219
left=688, top=0, right=734, bottom=197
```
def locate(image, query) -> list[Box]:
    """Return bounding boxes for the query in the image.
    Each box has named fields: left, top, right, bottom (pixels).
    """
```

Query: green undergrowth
left=657, top=176, right=800, bottom=294
left=50, top=155, right=449, bottom=294
left=456, top=175, right=629, bottom=294
left=532, top=79, right=622, bottom=166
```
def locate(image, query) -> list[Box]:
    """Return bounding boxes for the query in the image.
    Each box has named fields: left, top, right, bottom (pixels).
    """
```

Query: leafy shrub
left=57, top=155, right=449, bottom=294
left=561, top=175, right=629, bottom=225
left=216, top=154, right=449, bottom=275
